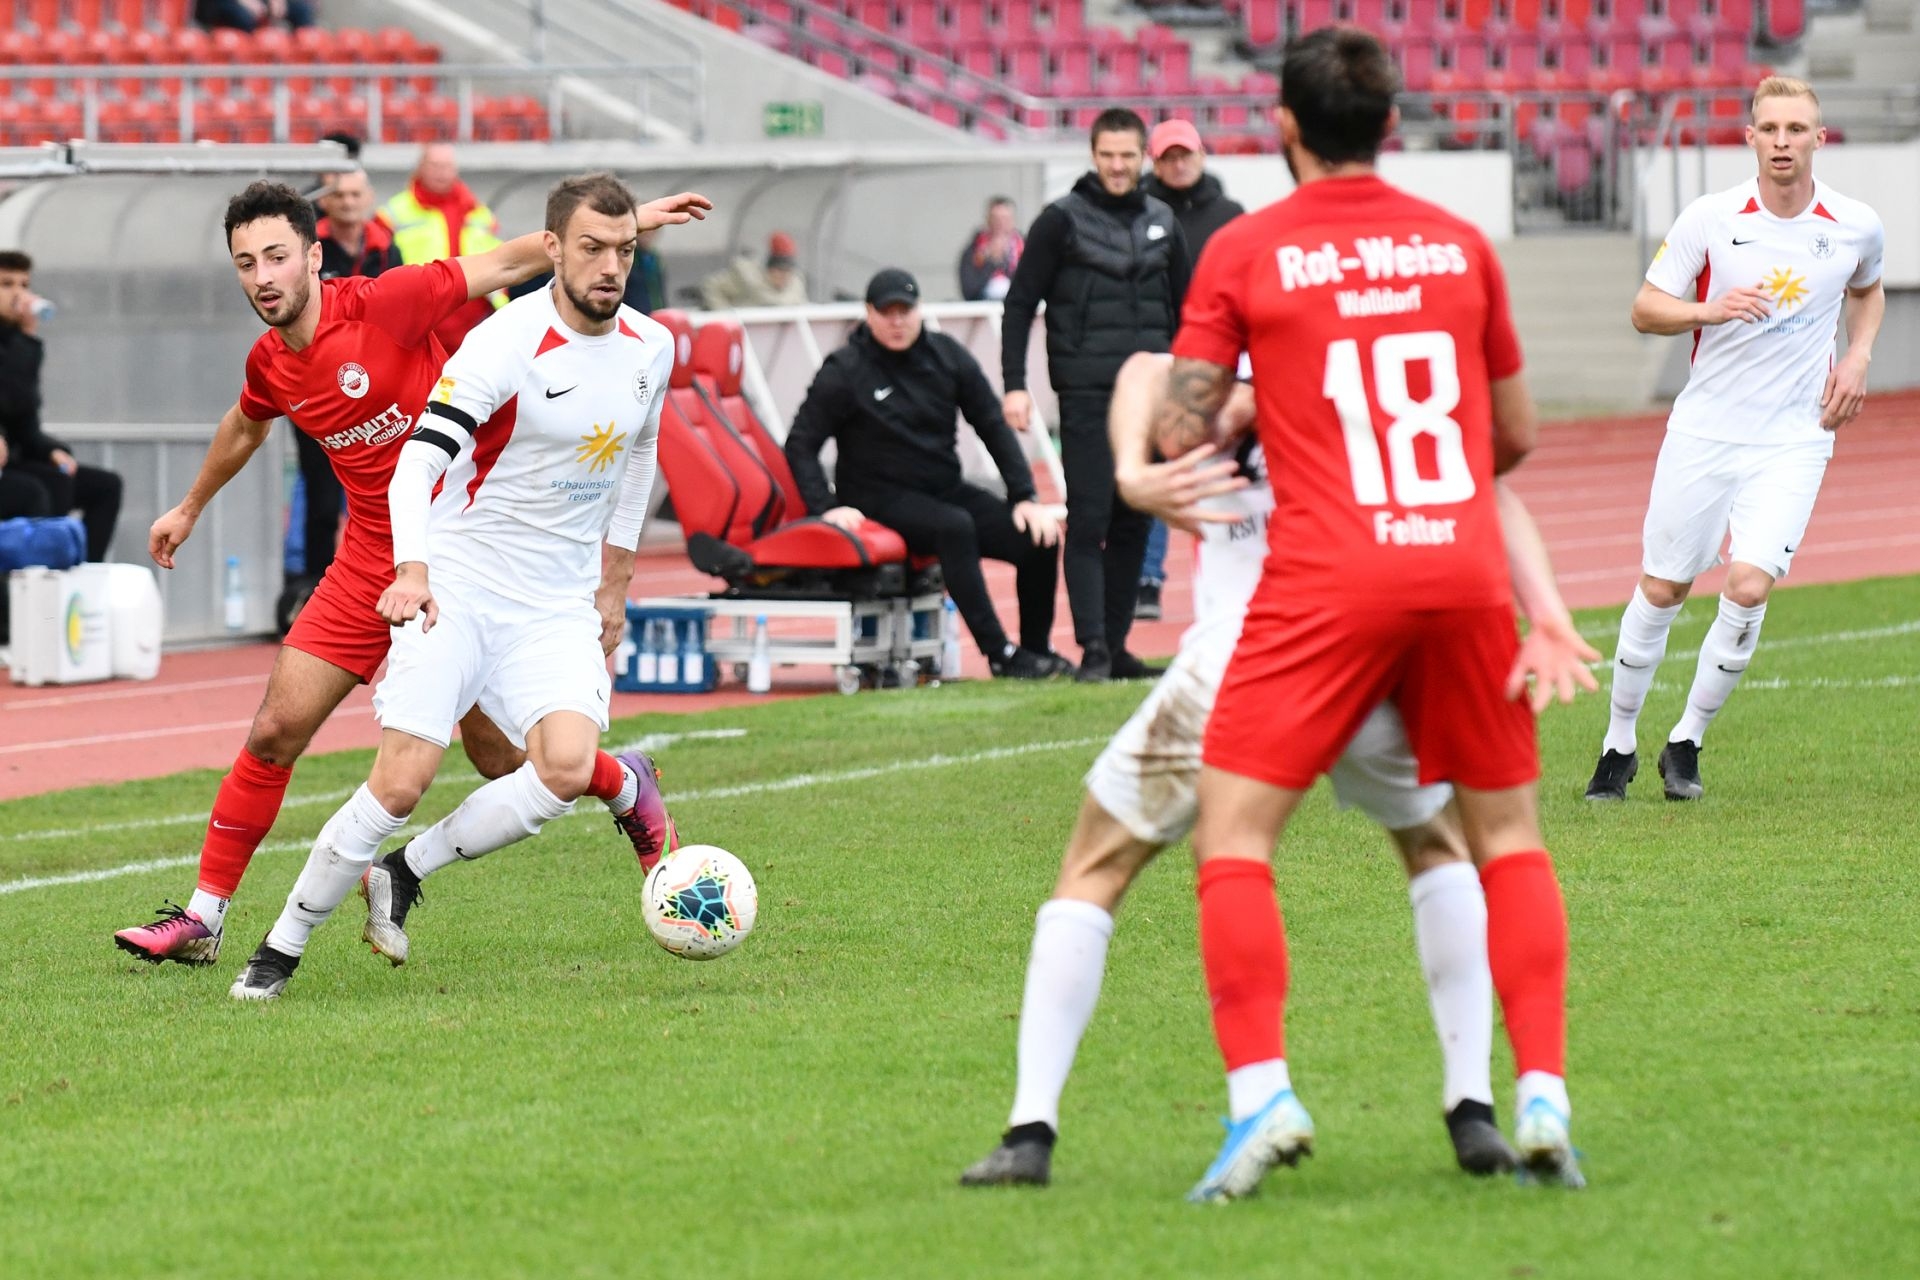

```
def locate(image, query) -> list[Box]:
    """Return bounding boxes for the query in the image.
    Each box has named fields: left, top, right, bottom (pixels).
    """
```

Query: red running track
left=5, top=394, right=1918, bottom=802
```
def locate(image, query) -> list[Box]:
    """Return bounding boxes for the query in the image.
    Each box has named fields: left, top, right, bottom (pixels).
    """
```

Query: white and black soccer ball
left=641, top=844, right=758, bottom=961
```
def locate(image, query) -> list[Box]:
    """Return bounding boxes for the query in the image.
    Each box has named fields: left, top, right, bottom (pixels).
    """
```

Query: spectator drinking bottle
left=748, top=615, right=772, bottom=694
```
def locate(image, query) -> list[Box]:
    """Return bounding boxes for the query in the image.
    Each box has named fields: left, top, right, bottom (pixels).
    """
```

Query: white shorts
left=1642, top=432, right=1833, bottom=584
left=1084, top=616, right=1453, bottom=846
left=372, top=572, right=611, bottom=751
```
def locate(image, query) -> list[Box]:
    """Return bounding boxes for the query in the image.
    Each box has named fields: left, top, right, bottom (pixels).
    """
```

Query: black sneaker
left=1445, top=1099, right=1518, bottom=1176
left=1075, top=643, right=1111, bottom=684
left=1133, top=582, right=1162, bottom=621
left=990, top=647, right=1056, bottom=680
left=228, top=938, right=300, bottom=1001
left=1029, top=649, right=1077, bottom=679
left=1109, top=650, right=1166, bottom=680
left=1657, top=739, right=1704, bottom=800
left=1584, top=748, right=1637, bottom=801
left=362, top=846, right=425, bottom=967
left=959, top=1123, right=1055, bottom=1187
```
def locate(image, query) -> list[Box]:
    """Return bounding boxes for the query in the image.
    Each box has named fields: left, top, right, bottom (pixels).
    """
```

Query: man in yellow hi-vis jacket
left=379, top=143, right=503, bottom=354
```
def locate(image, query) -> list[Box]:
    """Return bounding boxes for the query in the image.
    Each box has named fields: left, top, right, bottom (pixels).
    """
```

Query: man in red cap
left=701, top=230, right=808, bottom=308
left=1134, top=118, right=1247, bottom=621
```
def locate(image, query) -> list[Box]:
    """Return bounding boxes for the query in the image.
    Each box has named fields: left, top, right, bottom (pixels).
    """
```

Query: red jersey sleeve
left=1477, top=231, right=1523, bottom=381
left=237, top=340, right=278, bottom=422
left=1171, top=222, right=1248, bottom=370
left=357, top=259, right=470, bottom=350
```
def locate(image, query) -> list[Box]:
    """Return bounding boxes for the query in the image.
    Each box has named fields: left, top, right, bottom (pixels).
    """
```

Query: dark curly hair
left=223, top=180, right=318, bottom=250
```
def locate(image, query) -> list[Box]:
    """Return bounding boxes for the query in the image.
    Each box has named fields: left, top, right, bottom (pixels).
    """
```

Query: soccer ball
left=641, top=844, right=758, bottom=960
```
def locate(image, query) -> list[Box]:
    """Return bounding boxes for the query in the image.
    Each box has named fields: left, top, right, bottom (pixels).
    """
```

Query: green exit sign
left=763, top=100, right=824, bottom=137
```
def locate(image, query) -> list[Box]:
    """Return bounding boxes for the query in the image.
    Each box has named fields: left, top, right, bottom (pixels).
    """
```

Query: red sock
left=1480, top=849, right=1568, bottom=1078
left=196, top=748, right=293, bottom=900
left=585, top=750, right=625, bottom=804
left=1197, top=858, right=1289, bottom=1071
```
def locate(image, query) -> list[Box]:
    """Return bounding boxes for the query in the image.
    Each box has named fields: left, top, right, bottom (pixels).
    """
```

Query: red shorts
left=283, top=557, right=393, bottom=684
left=1203, top=600, right=1539, bottom=793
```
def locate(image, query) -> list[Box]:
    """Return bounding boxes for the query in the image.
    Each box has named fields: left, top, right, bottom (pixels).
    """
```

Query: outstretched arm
left=1111, top=353, right=1248, bottom=533
left=149, top=401, right=274, bottom=569
left=457, top=232, right=552, bottom=299
left=1497, top=481, right=1600, bottom=711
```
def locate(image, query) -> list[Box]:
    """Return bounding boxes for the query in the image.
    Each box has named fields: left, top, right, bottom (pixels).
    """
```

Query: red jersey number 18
left=1322, top=331, right=1475, bottom=508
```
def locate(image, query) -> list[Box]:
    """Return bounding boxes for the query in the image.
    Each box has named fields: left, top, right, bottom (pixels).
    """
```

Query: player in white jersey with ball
left=1586, top=77, right=1885, bottom=803
left=231, top=173, right=678, bottom=998
left=961, top=351, right=1596, bottom=1187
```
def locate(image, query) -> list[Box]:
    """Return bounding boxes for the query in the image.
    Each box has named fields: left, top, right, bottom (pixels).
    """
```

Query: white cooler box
left=7, top=564, right=164, bottom=686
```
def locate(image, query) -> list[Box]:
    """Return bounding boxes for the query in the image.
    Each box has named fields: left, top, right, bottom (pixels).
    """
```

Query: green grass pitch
left=3, top=576, right=1917, bottom=1279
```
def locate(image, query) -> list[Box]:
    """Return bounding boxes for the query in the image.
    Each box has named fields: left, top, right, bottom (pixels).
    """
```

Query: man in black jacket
left=786, top=269, right=1071, bottom=680
left=1133, top=118, right=1247, bottom=621
left=1001, top=107, right=1190, bottom=682
left=0, top=251, right=122, bottom=562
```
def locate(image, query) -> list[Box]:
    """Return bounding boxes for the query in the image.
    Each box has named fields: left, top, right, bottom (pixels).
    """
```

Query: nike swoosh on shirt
left=873, top=387, right=893, bottom=401
left=546, top=385, right=578, bottom=399
left=288, top=399, right=309, bottom=411
left=1731, top=238, right=1758, bottom=246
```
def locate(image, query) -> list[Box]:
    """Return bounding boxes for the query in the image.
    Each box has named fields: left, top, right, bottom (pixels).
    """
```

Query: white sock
left=1670, top=595, right=1767, bottom=745
left=404, top=763, right=573, bottom=880
left=1408, top=863, right=1495, bottom=1112
left=187, top=889, right=229, bottom=935
left=266, top=785, right=404, bottom=957
left=1517, top=1069, right=1571, bottom=1121
left=605, top=760, right=640, bottom=817
left=1005, top=898, right=1115, bottom=1133
left=1604, top=586, right=1684, bottom=755
left=1226, top=1059, right=1292, bottom=1123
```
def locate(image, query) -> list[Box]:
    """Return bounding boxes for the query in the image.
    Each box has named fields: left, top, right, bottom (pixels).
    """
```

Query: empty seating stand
left=0, top=5, right=548, bottom=145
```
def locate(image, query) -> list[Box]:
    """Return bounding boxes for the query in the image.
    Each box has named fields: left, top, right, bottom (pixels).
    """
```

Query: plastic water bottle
left=747, top=615, right=772, bottom=694
left=940, top=596, right=963, bottom=681
left=223, top=556, right=245, bottom=632
left=658, top=619, right=680, bottom=685
left=636, top=617, right=658, bottom=684
left=613, top=617, right=638, bottom=684
left=681, top=618, right=705, bottom=687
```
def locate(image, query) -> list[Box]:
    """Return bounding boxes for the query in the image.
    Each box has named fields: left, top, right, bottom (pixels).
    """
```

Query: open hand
left=1704, top=285, right=1771, bottom=326
left=637, top=192, right=714, bottom=231
left=1115, top=444, right=1250, bottom=534
left=1011, top=500, right=1061, bottom=547
left=1505, top=618, right=1601, bottom=712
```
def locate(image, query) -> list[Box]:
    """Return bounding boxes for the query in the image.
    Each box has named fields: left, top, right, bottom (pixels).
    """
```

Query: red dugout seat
left=649, top=311, right=917, bottom=596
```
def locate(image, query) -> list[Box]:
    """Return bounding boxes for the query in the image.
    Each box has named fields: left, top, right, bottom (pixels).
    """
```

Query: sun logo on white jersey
left=576, top=421, right=626, bottom=473
left=1760, top=267, right=1810, bottom=311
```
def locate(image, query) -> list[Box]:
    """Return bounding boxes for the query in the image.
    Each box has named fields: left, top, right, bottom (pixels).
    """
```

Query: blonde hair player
left=1585, top=77, right=1885, bottom=802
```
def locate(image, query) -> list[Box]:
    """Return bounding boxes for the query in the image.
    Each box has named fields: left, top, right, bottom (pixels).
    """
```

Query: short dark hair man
left=0, top=249, right=124, bottom=562
left=785, top=268, right=1072, bottom=679
left=1000, top=106, right=1190, bottom=682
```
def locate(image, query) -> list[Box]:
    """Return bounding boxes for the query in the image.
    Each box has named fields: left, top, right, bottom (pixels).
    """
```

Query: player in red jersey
left=1151, top=29, right=1593, bottom=1200
left=112, top=180, right=708, bottom=968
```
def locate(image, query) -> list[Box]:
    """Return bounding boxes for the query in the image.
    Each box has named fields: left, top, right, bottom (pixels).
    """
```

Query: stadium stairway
left=1495, top=231, right=1664, bottom=413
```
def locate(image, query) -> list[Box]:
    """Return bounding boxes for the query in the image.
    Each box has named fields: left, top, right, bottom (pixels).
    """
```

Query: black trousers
left=295, top=429, right=345, bottom=577
left=10, top=459, right=123, bottom=562
left=0, top=467, right=52, bottom=519
left=1056, top=388, right=1149, bottom=653
left=853, top=480, right=1059, bottom=657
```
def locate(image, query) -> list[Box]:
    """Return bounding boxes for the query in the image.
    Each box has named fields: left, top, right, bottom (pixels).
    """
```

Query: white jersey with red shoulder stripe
left=419, top=287, right=675, bottom=606
left=1647, top=177, right=1883, bottom=447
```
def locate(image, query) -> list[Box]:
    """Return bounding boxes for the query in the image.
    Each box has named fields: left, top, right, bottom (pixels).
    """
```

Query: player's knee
left=244, top=710, right=315, bottom=766
left=1723, top=572, right=1773, bottom=609
left=1640, top=575, right=1691, bottom=609
left=531, top=753, right=595, bottom=803
left=1390, top=819, right=1468, bottom=876
left=1055, top=829, right=1157, bottom=910
left=465, top=738, right=525, bottom=780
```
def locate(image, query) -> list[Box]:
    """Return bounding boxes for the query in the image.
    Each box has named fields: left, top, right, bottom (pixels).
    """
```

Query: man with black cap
left=785, top=268, right=1072, bottom=679
left=1000, top=107, right=1190, bottom=681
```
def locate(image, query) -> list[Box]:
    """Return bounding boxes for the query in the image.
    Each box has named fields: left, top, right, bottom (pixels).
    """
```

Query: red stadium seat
left=1762, top=0, right=1802, bottom=43
left=650, top=311, right=913, bottom=592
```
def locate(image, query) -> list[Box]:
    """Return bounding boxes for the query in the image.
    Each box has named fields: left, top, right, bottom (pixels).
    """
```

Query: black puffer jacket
left=1001, top=172, right=1191, bottom=394
left=1141, top=171, right=1245, bottom=262
left=784, top=324, right=1038, bottom=512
